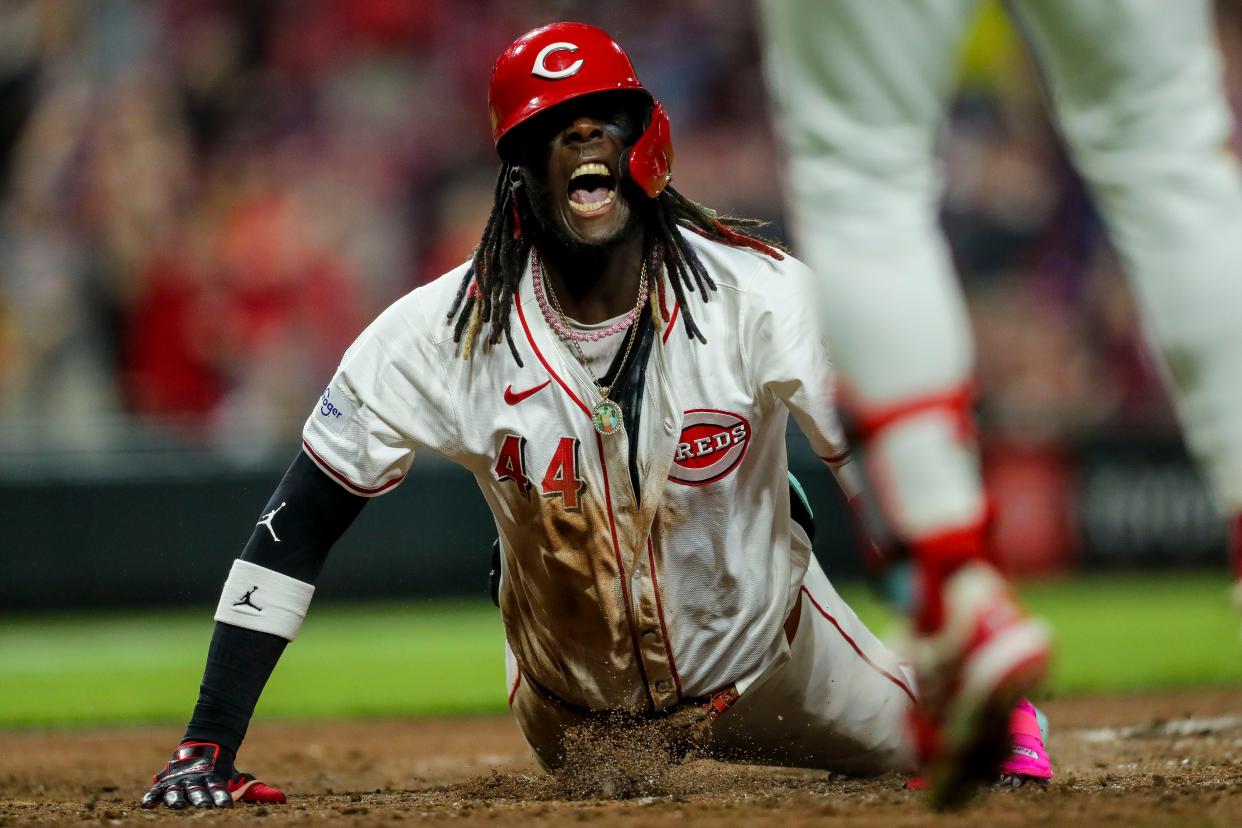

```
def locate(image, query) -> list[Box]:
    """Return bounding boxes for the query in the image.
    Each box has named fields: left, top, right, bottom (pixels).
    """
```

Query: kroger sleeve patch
left=314, top=384, right=357, bottom=436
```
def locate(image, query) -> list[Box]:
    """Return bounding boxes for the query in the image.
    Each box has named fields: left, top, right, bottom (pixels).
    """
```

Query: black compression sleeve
left=182, top=624, right=286, bottom=760
left=183, top=450, right=368, bottom=754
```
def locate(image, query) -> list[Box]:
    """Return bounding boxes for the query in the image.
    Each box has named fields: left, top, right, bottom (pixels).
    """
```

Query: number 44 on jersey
left=494, top=434, right=585, bottom=510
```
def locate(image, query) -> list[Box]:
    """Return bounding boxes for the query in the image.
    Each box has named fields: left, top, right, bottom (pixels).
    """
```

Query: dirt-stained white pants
left=760, top=0, right=1242, bottom=538
left=702, top=553, right=917, bottom=775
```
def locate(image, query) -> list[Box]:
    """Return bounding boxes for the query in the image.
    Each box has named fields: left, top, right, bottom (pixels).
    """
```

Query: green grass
left=841, top=573, right=1242, bottom=694
left=1, top=574, right=1238, bottom=728
left=0, top=600, right=508, bottom=728
left=1021, top=574, right=1242, bottom=692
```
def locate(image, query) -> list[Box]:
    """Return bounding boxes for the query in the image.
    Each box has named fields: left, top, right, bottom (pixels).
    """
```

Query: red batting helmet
left=488, top=22, right=674, bottom=198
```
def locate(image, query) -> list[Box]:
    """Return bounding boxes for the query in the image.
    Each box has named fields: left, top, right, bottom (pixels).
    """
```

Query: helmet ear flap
left=624, top=101, right=673, bottom=199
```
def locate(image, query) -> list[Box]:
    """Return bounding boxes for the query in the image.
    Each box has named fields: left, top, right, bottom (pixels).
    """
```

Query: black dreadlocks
left=446, top=161, right=784, bottom=366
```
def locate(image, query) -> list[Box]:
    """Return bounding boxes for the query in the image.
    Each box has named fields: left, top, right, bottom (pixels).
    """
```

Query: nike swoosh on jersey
left=504, top=380, right=551, bottom=405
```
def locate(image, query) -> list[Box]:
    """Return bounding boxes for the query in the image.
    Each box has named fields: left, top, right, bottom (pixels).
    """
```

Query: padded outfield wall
left=1, top=429, right=1228, bottom=610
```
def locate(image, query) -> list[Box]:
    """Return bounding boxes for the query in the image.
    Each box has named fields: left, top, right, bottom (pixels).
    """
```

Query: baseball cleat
left=903, top=697, right=1053, bottom=792
left=996, top=697, right=1053, bottom=787
left=906, top=562, right=1051, bottom=810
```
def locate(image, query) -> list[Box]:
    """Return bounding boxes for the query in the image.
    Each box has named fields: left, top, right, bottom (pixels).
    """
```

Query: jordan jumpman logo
left=257, top=502, right=287, bottom=542
left=232, top=586, right=263, bottom=612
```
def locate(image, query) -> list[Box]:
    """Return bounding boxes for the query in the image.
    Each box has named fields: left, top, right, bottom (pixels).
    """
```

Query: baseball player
left=138, top=23, right=1050, bottom=810
left=760, top=0, right=1242, bottom=807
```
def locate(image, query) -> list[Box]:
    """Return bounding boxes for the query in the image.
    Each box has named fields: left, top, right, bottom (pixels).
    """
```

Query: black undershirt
left=602, top=312, right=655, bottom=501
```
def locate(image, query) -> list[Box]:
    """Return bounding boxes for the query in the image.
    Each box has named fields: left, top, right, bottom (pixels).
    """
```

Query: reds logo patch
left=669, top=409, right=751, bottom=487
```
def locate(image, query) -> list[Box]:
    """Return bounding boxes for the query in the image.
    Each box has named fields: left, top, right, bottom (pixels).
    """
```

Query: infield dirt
left=1, top=688, right=1239, bottom=826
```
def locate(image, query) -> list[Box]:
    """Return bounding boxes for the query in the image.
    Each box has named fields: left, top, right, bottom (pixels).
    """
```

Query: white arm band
left=214, top=559, right=315, bottom=641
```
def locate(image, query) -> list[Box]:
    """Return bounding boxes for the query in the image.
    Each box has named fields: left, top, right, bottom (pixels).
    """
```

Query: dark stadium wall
left=0, top=447, right=863, bottom=611
left=2, top=432, right=1226, bottom=610
left=4, top=455, right=499, bottom=610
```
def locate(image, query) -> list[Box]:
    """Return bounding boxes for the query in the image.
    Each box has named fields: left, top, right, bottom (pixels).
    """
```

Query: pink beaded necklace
left=532, top=251, right=649, bottom=343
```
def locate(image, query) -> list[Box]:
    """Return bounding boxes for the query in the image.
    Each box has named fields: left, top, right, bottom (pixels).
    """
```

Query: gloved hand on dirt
left=139, top=741, right=286, bottom=809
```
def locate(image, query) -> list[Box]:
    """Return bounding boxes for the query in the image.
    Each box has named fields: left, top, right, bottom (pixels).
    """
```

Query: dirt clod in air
left=549, top=705, right=710, bottom=800
left=456, top=704, right=714, bottom=802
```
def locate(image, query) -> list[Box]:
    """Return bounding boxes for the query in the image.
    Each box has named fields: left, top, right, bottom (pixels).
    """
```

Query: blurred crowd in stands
left=0, top=0, right=1239, bottom=462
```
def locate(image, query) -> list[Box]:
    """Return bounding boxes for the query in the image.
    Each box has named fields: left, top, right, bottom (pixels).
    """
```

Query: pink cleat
left=997, top=698, right=1053, bottom=787
left=905, top=697, right=1053, bottom=792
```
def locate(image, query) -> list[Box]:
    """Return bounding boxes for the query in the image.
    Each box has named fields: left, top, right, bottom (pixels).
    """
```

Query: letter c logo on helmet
left=532, top=42, right=583, bottom=80
left=489, top=21, right=674, bottom=198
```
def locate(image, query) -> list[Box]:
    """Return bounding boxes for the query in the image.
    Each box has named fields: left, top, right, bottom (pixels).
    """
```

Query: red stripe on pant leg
left=508, top=670, right=522, bottom=707
left=800, top=586, right=917, bottom=705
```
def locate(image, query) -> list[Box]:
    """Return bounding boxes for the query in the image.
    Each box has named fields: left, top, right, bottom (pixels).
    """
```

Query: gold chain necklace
left=543, top=257, right=648, bottom=436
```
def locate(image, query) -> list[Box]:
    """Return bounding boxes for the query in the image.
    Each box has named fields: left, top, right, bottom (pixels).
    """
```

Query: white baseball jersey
left=302, top=228, right=854, bottom=713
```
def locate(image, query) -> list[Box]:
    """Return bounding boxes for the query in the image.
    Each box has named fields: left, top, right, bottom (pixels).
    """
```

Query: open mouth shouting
left=529, top=107, right=641, bottom=248
left=568, top=161, right=617, bottom=216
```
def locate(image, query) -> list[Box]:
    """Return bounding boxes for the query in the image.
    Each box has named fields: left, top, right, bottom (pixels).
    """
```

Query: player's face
left=518, top=95, right=642, bottom=251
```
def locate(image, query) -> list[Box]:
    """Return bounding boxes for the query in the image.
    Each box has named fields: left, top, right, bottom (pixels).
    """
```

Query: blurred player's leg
left=760, top=0, right=1049, bottom=807
left=759, top=0, right=985, bottom=574
left=1011, top=0, right=1242, bottom=588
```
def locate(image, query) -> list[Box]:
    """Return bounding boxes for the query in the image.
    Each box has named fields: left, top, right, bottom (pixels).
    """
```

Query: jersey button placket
left=603, top=430, right=657, bottom=707
left=631, top=563, right=677, bottom=709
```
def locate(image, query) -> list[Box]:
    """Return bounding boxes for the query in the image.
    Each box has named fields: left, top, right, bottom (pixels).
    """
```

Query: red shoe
left=906, top=562, right=1050, bottom=810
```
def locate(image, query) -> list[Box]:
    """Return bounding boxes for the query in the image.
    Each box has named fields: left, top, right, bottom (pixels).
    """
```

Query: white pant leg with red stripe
left=759, top=0, right=988, bottom=548
left=705, top=551, right=917, bottom=776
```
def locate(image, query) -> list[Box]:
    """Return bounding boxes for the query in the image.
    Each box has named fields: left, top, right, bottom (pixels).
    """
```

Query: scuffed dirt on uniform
left=500, top=492, right=646, bottom=710
left=1, top=688, right=1240, bottom=826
